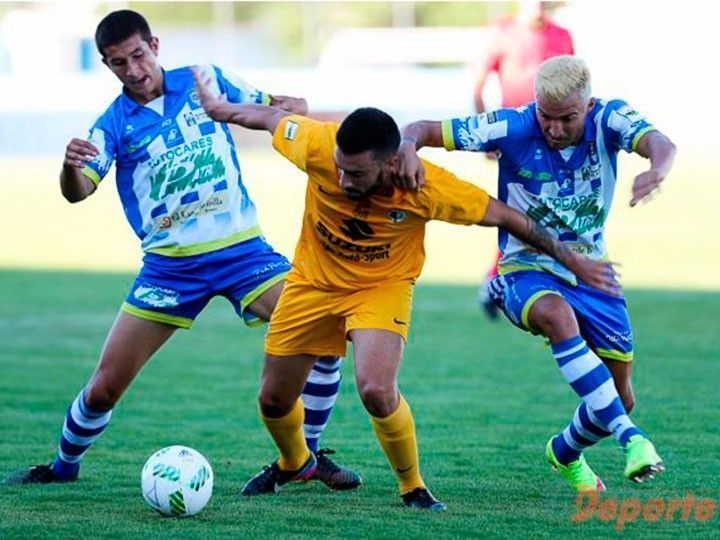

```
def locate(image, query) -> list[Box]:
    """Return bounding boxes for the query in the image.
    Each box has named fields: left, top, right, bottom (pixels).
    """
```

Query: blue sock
left=551, top=402, right=613, bottom=465
left=301, top=357, right=341, bottom=453
left=552, top=336, right=642, bottom=448
left=52, top=388, right=112, bottom=479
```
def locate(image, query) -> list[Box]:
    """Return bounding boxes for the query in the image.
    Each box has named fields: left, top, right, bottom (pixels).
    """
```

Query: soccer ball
left=141, top=445, right=214, bottom=517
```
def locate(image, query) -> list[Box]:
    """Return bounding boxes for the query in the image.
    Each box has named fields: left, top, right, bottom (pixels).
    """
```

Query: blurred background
left=1, top=0, right=719, bottom=289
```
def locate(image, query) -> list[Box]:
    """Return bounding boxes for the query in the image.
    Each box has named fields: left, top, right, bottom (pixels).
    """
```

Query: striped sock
left=301, top=357, right=341, bottom=453
left=551, top=401, right=612, bottom=465
left=52, top=388, right=112, bottom=479
left=552, top=336, right=642, bottom=450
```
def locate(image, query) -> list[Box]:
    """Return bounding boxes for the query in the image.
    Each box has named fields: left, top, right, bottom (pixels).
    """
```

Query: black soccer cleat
left=3, top=464, right=77, bottom=486
left=309, top=448, right=362, bottom=491
left=401, top=487, right=447, bottom=511
left=240, top=453, right=317, bottom=496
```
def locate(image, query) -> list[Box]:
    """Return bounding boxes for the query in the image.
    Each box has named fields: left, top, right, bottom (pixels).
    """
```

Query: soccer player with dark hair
left=191, top=70, right=619, bottom=509
left=398, top=55, right=674, bottom=492
left=5, top=9, right=360, bottom=489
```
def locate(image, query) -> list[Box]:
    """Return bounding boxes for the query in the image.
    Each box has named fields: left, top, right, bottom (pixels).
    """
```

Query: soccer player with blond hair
left=399, top=55, right=675, bottom=492
left=192, top=68, right=621, bottom=509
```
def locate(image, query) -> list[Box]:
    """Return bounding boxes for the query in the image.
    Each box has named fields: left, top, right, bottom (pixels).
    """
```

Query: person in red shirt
left=475, top=1, right=575, bottom=112
left=474, top=1, right=575, bottom=318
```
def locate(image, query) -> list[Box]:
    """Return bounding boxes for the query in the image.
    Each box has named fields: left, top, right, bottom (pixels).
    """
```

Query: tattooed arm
left=480, top=197, right=620, bottom=295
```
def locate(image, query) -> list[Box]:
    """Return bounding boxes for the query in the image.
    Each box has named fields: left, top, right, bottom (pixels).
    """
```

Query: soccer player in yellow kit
left=193, top=71, right=618, bottom=510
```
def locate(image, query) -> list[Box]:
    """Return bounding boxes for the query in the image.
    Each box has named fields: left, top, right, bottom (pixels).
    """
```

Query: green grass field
left=1, top=270, right=718, bottom=538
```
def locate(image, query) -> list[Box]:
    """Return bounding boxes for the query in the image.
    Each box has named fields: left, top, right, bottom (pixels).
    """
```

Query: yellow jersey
left=272, top=115, right=490, bottom=290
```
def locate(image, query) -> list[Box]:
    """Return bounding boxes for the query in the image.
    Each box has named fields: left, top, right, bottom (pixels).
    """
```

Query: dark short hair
left=336, top=107, right=400, bottom=161
left=95, top=10, right=152, bottom=57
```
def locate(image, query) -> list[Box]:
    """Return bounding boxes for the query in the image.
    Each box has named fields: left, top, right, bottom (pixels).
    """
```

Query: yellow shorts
left=265, top=279, right=414, bottom=357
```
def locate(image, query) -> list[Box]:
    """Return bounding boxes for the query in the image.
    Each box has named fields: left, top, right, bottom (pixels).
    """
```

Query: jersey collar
left=120, top=68, right=169, bottom=116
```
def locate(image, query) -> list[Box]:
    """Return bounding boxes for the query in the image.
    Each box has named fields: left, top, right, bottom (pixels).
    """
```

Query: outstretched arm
left=481, top=198, right=620, bottom=296
left=193, top=68, right=291, bottom=134
left=269, top=95, right=308, bottom=115
left=400, top=120, right=445, bottom=150
left=394, top=121, right=445, bottom=191
left=630, top=131, right=676, bottom=207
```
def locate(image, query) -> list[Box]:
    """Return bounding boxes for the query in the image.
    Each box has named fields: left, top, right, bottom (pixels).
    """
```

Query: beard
left=343, top=175, right=383, bottom=201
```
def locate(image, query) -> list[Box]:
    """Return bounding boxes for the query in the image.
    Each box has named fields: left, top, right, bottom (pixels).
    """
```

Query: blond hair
left=535, top=55, right=592, bottom=104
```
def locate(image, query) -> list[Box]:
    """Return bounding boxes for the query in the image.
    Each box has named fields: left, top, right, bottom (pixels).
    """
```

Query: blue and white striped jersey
left=442, top=99, right=656, bottom=283
left=82, top=65, right=271, bottom=257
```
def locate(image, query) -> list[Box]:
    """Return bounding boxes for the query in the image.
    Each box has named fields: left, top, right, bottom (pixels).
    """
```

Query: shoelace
left=315, top=449, right=340, bottom=472
left=567, top=460, right=595, bottom=485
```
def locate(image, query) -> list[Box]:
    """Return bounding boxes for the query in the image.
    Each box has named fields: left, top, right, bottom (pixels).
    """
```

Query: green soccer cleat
left=546, top=439, right=606, bottom=492
left=623, top=435, right=665, bottom=483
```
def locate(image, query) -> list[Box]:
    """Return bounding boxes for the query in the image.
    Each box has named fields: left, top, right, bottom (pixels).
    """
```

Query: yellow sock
left=371, top=395, right=425, bottom=494
left=261, top=399, right=311, bottom=471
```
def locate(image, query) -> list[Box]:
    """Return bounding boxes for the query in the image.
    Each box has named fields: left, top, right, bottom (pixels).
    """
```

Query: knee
left=258, top=386, right=295, bottom=418
left=357, top=382, right=398, bottom=418
left=529, top=297, right=577, bottom=341
left=620, top=391, right=635, bottom=414
left=84, top=379, right=121, bottom=411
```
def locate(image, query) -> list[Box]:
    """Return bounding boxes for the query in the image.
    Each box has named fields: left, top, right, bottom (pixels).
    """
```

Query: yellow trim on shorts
left=596, top=348, right=634, bottom=363
left=499, top=264, right=579, bottom=286
left=631, top=126, right=656, bottom=151
left=239, top=270, right=288, bottom=327
left=147, top=227, right=262, bottom=257
left=441, top=119, right=456, bottom=150
left=121, top=302, right=193, bottom=329
left=520, top=290, right=563, bottom=330
left=498, top=263, right=538, bottom=275
left=240, top=271, right=288, bottom=314
left=81, top=166, right=101, bottom=186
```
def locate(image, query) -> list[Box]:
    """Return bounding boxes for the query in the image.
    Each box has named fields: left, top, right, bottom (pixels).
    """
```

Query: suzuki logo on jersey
left=339, top=218, right=375, bottom=241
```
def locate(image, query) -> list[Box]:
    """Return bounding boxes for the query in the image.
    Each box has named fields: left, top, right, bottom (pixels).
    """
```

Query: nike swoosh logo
left=396, top=466, right=413, bottom=474
left=393, top=318, right=407, bottom=325
left=318, top=185, right=333, bottom=196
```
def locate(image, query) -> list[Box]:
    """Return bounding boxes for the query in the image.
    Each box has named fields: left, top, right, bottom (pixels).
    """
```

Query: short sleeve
left=213, top=65, right=270, bottom=106
left=441, top=107, right=531, bottom=154
left=417, top=160, right=491, bottom=225
left=272, top=115, right=331, bottom=172
left=602, top=99, right=656, bottom=153
left=82, top=116, right=117, bottom=186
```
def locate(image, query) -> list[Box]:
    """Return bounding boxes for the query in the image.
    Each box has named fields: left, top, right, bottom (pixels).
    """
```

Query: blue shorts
left=121, top=237, right=291, bottom=329
left=489, top=270, right=634, bottom=362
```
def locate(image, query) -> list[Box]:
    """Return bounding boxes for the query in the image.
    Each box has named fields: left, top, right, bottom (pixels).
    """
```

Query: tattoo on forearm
left=523, top=216, right=573, bottom=265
